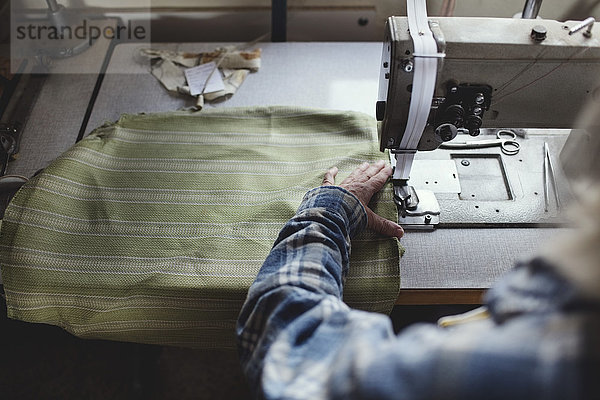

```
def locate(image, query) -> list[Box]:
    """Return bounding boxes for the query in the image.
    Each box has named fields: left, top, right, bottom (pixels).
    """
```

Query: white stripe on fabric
left=2, top=262, right=259, bottom=278
left=3, top=288, right=243, bottom=303
left=0, top=245, right=266, bottom=263
left=8, top=204, right=285, bottom=227
left=109, top=137, right=374, bottom=147
left=42, top=174, right=315, bottom=194
left=2, top=217, right=282, bottom=240
left=8, top=304, right=231, bottom=313
left=117, top=126, right=373, bottom=138
left=59, top=157, right=360, bottom=176
left=15, top=186, right=307, bottom=206
left=62, top=147, right=369, bottom=167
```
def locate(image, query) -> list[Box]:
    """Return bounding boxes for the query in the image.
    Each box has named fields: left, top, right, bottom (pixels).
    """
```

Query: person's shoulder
left=485, top=257, right=600, bottom=323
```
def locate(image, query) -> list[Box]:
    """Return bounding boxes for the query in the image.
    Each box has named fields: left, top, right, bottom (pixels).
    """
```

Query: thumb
left=322, top=167, right=338, bottom=186
left=366, top=208, right=404, bottom=239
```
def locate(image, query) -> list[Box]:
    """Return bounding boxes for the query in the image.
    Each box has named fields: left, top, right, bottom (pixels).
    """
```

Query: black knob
left=465, top=115, right=482, bottom=136
left=440, top=126, right=453, bottom=141
left=435, top=123, right=458, bottom=142
left=443, top=104, right=465, bottom=126
left=531, top=25, right=547, bottom=42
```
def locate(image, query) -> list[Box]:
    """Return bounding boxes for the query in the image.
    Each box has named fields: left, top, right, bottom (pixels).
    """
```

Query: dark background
left=0, top=294, right=475, bottom=400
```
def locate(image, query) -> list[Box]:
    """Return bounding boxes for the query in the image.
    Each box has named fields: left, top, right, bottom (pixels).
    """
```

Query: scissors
left=439, top=129, right=520, bottom=155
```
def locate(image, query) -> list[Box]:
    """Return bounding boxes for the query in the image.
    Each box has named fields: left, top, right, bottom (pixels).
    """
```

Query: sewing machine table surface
left=6, top=42, right=570, bottom=305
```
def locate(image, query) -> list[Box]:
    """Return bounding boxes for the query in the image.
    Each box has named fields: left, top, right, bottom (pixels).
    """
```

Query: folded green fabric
left=0, top=106, right=402, bottom=349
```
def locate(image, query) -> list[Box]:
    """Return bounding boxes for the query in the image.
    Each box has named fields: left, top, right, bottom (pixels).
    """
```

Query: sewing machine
left=377, top=12, right=600, bottom=229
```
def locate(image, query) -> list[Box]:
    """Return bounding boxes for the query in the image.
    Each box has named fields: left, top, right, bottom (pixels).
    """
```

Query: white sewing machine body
left=377, top=15, right=600, bottom=228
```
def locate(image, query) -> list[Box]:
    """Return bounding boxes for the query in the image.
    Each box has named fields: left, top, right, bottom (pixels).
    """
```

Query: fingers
left=322, top=167, right=338, bottom=186
left=342, top=160, right=387, bottom=185
left=344, top=162, right=370, bottom=183
left=366, top=208, right=404, bottom=239
left=363, top=159, right=386, bottom=181
left=366, top=164, right=393, bottom=192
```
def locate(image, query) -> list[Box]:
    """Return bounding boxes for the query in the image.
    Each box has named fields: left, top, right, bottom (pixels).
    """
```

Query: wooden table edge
left=395, top=289, right=486, bottom=305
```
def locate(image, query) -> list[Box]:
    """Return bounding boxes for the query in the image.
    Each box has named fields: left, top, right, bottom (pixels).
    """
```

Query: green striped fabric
left=0, top=106, right=403, bottom=349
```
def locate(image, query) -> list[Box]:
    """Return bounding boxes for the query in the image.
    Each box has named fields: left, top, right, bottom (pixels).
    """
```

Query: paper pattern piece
left=184, top=62, right=225, bottom=96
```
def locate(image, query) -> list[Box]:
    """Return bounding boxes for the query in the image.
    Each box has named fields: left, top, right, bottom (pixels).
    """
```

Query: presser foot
left=393, top=185, right=440, bottom=230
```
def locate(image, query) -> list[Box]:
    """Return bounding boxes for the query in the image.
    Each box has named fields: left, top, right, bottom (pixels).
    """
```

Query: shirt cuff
left=298, top=186, right=368, bottom=238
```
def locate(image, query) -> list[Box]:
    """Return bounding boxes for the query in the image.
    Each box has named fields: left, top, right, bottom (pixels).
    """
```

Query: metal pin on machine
left=568, top=17, right=595, bottom=38
left=543, top=142, right=561, bottom=212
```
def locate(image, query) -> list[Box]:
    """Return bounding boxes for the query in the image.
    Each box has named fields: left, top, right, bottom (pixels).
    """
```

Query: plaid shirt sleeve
left=236, top=186, right=599, bottom=400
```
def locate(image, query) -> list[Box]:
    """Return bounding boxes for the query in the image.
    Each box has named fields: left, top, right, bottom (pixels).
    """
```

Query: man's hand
left=322, top=160, right=404, bottom=239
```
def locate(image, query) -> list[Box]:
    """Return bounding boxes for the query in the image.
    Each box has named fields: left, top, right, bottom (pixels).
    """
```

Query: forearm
left=236, top=186, right=366, bottom=394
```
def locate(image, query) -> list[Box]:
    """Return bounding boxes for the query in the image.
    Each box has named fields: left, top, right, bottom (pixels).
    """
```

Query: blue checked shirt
left=237, top=186, right=600, bottom=399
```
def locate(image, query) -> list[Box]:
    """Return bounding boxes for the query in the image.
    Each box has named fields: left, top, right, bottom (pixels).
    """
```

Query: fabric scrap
left=140, top=48, right=199, bottom=68
left=200, top=47, right=261, bottom=71
left=150, top=58, right=186, bottom=92
left=141, top=47, right=261, bottom=109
